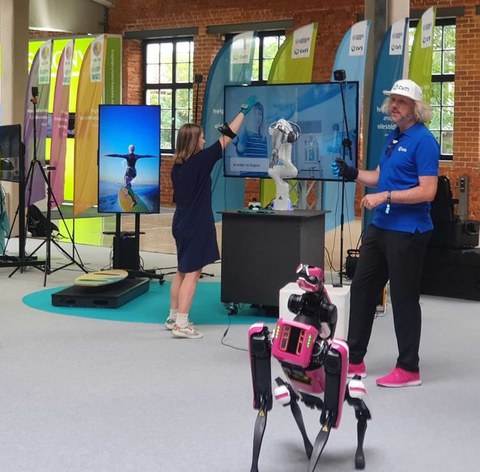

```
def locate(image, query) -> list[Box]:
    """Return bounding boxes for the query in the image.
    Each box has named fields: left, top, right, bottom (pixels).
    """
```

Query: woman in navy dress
left=166, top=96, right=258, bottom=339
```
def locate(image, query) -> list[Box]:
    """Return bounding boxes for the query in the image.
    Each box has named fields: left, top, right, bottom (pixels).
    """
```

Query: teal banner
left=364, top=18, right=409, bottom=228
left=323, top=20, right=370, bottom=232
left=201, top=32, right=255, bottom=220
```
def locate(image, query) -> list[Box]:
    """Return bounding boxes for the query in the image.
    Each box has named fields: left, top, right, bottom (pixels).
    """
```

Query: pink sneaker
left=348, top=361, right=366, bottom=379
left=376, top=367, right=421, bottom=388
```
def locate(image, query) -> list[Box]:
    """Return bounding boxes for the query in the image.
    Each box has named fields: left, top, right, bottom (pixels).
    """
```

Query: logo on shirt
left=398, top=146, right=407, bottom=153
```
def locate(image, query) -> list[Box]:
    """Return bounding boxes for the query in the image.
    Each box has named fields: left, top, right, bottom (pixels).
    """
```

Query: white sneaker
left=164, top=317, right=176, bottom=331
left=172, top=322, right=203, bottom=339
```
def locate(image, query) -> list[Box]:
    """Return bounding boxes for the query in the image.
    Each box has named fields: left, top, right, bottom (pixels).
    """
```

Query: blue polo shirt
left=372, top=122, right=439, bottom=233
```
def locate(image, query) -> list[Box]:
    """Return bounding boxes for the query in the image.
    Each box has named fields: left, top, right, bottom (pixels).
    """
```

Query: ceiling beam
left=91, top=0, right=116, bottom=7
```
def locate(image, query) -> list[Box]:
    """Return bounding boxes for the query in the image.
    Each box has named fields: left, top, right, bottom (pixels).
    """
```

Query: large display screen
left=98, top=105, right=161, bottom=214
left=0, top=124, right=23, bottom=182
left=223, top=82, right=358, bottom=181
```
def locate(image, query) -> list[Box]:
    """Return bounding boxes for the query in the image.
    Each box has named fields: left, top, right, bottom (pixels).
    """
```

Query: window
left=144, top=38, right=194, bottom=153
left=409, top=18, right=456, bottom=160
left=252, top=31, right=286, bottom=83
left=226, top=31, right=286, bottom=84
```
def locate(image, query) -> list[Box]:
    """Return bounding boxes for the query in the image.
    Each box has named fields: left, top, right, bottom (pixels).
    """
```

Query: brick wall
left=108, top=0, right=480, bottom=219
left=107, top=0, right=363, bottom=209
left=439, top=2, right=480, bottom=219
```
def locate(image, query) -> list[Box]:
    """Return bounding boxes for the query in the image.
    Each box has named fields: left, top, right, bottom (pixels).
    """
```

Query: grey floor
left=1, top=239, right=479, bottom=472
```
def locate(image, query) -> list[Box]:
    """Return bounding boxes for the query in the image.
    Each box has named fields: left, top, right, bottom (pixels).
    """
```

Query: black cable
left=220, top=315, right=248, bottom=352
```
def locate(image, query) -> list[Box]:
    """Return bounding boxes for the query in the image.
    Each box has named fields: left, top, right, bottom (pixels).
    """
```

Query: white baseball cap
left=383, top=79, right=423, bottom=102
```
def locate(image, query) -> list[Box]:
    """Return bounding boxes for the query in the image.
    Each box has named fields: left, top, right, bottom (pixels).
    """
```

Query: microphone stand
left=336, top=79, right=352, bottom=287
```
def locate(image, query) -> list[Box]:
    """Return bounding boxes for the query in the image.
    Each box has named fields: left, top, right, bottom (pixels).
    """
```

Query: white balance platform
left=279, top=282, right=351, bottom=340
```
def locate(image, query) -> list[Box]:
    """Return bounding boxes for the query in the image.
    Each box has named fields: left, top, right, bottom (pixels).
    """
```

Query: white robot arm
left=268, top=119, right=300, bottom=210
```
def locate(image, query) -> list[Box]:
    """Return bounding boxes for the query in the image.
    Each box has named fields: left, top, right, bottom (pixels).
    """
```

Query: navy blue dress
left=171, top=140, right=222, bottom=273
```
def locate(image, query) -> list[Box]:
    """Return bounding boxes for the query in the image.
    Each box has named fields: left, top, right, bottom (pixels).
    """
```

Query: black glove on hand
left=331, top=158, right=359, bottom=181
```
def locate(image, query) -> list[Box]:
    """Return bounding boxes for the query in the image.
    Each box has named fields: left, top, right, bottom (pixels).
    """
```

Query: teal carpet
left=22, top=281, right=270, bottom=325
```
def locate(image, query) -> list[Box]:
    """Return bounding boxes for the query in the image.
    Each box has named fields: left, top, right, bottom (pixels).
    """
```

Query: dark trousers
left=347, top=225, right=431, bottom=372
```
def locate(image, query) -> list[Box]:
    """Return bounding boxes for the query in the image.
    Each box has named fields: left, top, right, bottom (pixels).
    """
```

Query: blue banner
left=201, top=32, right=255, bottom=221
left=323, top=20, right=370, bottom=232
left=364, top=18, right=409, bottom=227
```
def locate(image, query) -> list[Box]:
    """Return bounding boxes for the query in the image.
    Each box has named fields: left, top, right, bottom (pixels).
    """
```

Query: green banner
left=409, top=6, right=436, bottom=105
left=104, top=35, right=122, bottom=105
left=268, top=23, right=318, bottom=84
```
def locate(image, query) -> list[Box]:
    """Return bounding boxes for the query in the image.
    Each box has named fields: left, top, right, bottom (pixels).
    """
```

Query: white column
left=1, top=0, right=29, bottom=125
left=1, top=0, right=29, bottom=233
left=387, top=0, right=410, bottom=78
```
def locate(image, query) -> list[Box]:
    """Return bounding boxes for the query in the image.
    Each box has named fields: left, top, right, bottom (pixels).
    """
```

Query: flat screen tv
left=223, top=82, right=358, bottom=181
left=0, top=124, right=23, bottom=182
left=98, top=105, right=161, bottom=214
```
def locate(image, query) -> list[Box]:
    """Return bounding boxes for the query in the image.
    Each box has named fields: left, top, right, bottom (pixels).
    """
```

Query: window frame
left=143, top=37, right=195, bottom=154
left=409, top=16, right=456, bottom=161
left=225, top=30, right=286, bottom=85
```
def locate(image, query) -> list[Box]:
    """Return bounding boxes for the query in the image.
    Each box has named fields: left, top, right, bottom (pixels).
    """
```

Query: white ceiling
left=29, top=0, right=116, bottom=34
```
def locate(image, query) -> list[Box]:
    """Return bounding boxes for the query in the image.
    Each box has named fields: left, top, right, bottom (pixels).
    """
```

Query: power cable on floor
left=220, top=315, right=247, bottom=352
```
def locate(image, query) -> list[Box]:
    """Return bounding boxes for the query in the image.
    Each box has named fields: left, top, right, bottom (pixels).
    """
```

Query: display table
left=220, top=210, right=327, bottom=309
left=279, top=282, right=351, bottom=340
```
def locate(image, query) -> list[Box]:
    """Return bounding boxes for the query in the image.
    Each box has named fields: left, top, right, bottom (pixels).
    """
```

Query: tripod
left=11, top=87, right=87, bottom=285
left=0, top=124, right=44, bottom=272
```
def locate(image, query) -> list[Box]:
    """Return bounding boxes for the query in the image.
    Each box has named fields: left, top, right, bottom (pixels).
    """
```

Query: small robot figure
left=248, top=264, right=371, bottom=471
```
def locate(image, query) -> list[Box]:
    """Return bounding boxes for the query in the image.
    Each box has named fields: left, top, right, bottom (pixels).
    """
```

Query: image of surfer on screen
left=233, top=101, right=268, bottom=159
left=105, top=144, right=156, bottom=210
left=105, top=144, right=156, bottom=188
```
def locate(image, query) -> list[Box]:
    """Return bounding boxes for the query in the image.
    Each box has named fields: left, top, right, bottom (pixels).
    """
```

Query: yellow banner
left=73, top=35, right=105, bottom=217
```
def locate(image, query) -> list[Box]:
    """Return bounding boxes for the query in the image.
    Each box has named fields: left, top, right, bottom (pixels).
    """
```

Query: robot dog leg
left=274, top=377, right=314, bottom=459
left=306, top=339, right=349, bottom=472
left=248, top=323, right=273, bottom=472
left=345, top=378, right=372, bottom=469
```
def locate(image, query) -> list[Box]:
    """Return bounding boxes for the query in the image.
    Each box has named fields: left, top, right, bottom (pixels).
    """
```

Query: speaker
left=429, top=176, right=479, bottom=249
left=421, top=247, right=480, bottom=301
left=113, top=235, right=139, bottom=270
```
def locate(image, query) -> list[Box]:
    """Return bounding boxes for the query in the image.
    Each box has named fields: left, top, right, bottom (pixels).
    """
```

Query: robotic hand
left=331, top=157, right=359, bottom=181
left=248, top=263, right=371, bottom=472
left=268, top=119, right=300, bottom=210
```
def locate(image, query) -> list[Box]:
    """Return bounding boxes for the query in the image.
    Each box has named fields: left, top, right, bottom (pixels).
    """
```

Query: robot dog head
left=296, top=264, right=324, bottom=293
left=287, top=264, right=337, bottom=340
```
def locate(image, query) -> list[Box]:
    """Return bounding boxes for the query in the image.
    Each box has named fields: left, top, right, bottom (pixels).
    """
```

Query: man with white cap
left=332, top=79, right=439, bottom=388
